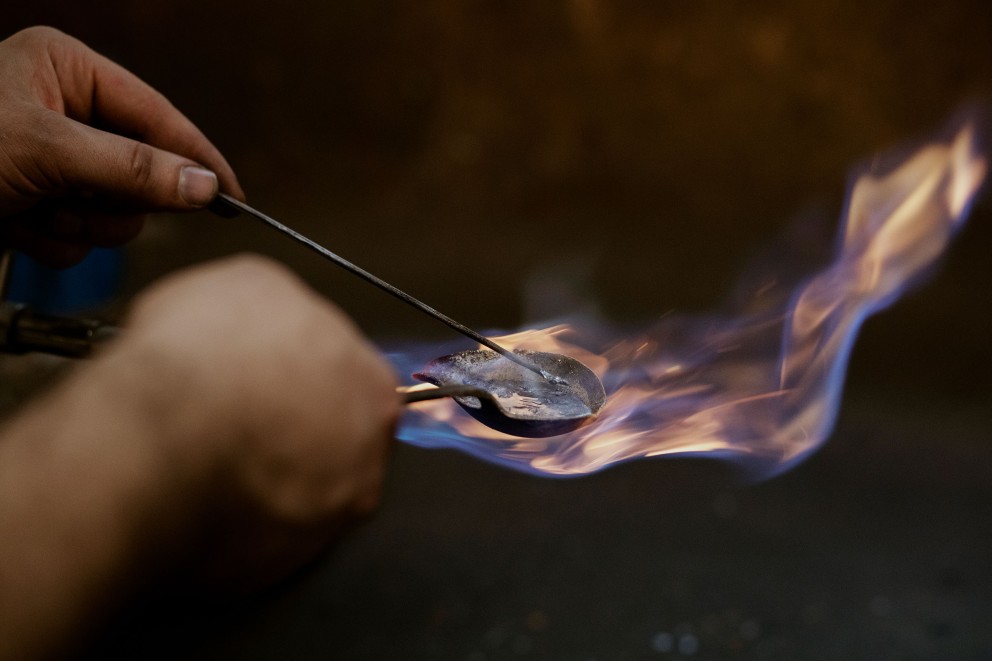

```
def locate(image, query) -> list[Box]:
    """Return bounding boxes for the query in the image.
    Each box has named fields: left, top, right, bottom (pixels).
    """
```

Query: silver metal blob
left=408, top=349, right=606, bottom=438
left=211, top=195, right=608, bottom=438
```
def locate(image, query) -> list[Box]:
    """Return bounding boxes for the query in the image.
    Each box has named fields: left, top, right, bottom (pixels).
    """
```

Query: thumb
left=48, top=116, right=219, bottom=210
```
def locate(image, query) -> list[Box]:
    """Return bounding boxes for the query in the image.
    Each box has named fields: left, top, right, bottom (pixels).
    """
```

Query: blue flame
left=388, top=110, right=987, bottom=478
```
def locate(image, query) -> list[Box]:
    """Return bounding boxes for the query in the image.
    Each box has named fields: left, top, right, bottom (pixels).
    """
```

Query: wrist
left=82, top=335, right=237, bottom=539
left=0, top=340, right=223, bottom=657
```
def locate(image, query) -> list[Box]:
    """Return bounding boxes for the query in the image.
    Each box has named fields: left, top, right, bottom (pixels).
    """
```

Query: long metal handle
left=209, top=194, right=559, bottom=382
left=400, top=384, right=489, bottom=404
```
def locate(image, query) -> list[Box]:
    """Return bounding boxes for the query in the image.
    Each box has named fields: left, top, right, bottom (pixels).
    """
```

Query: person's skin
left=0, top=25, right=243, bottom=266
left=0, top=27, right=401, bottom=659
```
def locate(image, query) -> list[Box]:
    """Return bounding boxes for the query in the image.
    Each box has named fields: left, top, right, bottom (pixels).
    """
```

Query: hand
left=0, top=26, right=243, bottom=267
left=0, top=256, right=399, bottom=657
left=119, top=255, right=400, bottom=591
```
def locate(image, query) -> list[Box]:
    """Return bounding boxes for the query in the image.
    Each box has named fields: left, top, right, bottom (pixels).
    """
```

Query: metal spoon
left=1, top=199, right=608, bottom=437
left=407, top=348, right=606, bottom=438
left=211, top=195, right=608, bottom=437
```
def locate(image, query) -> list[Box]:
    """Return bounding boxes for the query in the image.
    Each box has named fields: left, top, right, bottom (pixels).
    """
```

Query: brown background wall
left=3, top=4, right=992, bottom=659
left=3, top=1, right=990, bottom=396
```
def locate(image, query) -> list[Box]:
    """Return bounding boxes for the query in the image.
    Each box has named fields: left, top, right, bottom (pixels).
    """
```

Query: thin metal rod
left=212, top=194, right=556, bottom=381
left=400, top=384, right=489, bottom=404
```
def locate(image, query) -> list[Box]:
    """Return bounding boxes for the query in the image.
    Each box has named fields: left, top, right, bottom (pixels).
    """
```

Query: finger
left=40, top=207, right=146, bottom=248
left=38, top=113, right=222, bottom=210
left=7, top=197, right=144, bottom=247
left=50, top=33, right=244, bottom=199
left=2, top=220, right=91, bottom=269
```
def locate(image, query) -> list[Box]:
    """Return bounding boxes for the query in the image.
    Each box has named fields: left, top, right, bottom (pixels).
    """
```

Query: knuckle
left=31, top=27, right=85, bottom=61
left=9, top=27, right=78, bottom=67
left=223, top=252, right=286, bottom=277
left=0, top=110, right=69, bottom=196
left=326, top=473, right=384, bottom=524
left=354, top=350, right=402, bottom=416
left=221, top=253, right=309, bottom=301
left=124, top=141, right=156, bottom=190
left=12, top=26, right=65, bottom=46
left=351, top=485, right=383, bottom=519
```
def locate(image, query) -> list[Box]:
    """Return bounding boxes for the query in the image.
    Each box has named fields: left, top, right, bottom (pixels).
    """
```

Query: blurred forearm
left=0, top=256, right=399, bottom=659
left=0, top=341, right=207, bottom=659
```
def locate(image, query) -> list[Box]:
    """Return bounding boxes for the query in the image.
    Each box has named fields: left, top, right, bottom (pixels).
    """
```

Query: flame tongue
left=414, top=349, right=606, bottom=438
left=394, top=113, right=987, bottom=477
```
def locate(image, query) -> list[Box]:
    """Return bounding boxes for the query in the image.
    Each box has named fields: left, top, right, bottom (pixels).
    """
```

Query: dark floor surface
left=78, top=389, right=991, bottom=661
left=2, top=2, right=992, bottom=659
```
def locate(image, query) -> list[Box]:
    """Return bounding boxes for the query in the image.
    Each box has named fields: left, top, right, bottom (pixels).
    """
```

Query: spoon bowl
left=410, top=349, right=606, bottom=438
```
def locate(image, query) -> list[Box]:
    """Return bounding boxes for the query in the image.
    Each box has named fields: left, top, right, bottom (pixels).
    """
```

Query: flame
left=390, top=113, right=987, bottom=477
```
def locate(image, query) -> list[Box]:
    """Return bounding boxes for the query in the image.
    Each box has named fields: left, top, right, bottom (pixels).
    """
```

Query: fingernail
left=178, top=166, right=219, bottom=207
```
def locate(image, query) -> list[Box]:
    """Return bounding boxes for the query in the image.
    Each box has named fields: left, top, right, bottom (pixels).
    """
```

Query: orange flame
left=394, top=113, right=987, bottom=477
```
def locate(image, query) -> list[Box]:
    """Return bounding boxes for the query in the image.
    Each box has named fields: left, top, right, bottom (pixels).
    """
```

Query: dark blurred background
left=2, top=2, right=992, bottom=659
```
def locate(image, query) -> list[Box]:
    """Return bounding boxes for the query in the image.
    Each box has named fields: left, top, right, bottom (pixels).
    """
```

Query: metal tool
left=210, top=194, right=564, bottom=384
left=0, top=250, right=116, bottom=357
left=412, top=348, right=606, bottom=437
left=209, top=196, right=612, bottom=435
left=1, top=197, right=608, bottom=437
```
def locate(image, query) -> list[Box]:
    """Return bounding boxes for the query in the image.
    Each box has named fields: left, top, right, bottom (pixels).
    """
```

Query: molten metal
left=413, top=349, right=606, bottom=438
